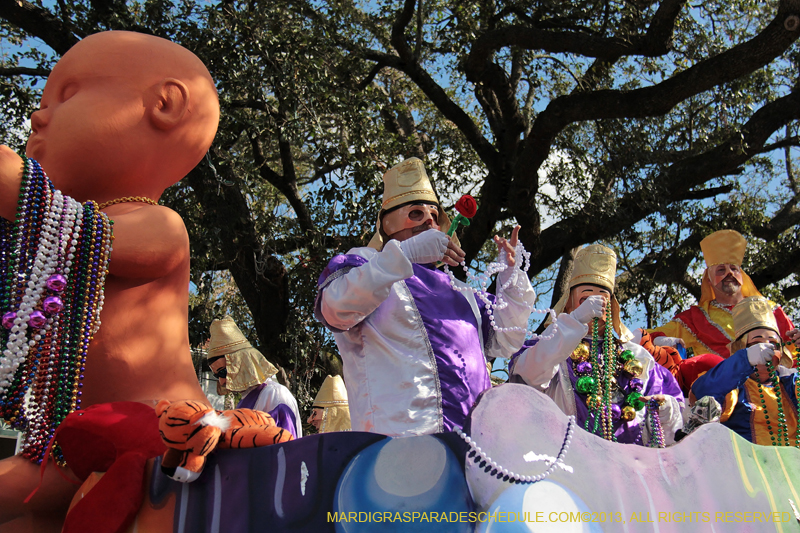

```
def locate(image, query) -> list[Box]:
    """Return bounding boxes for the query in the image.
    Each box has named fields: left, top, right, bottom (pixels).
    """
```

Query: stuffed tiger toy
left=155, top=399, right=293, bottom=482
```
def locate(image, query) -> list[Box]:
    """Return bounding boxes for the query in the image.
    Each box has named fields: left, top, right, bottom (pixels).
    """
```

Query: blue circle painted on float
left=476, top=480, right=600, bottom=533
left=333, top=435, right=473, bottom=532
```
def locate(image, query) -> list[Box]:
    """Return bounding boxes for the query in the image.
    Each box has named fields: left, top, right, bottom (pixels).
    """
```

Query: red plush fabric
left=56, top=401, right=166, bottom=533
left=677, top=353, right=725, bottom=394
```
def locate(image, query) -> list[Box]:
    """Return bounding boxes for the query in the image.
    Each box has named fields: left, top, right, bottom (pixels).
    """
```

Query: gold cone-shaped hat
left=368, top=158, right=453, bottom=250
left=551, top=244, right=632, bottom=342
left=381, top=158, right=439, bottom=212
left=731, top=297, right=778, bottom=340
left=313, top=375, right=351, bottom=433
left=313, top=375, right=349, bottom=407
left=207, top=316, right=277, bottom=392
left=568, top=244, right=616, bottom=292
left=700, top=230, right=746, bottom=267
left=730, top=297, right=792, bottom=367
left=208, top=316, right=252, bottom=358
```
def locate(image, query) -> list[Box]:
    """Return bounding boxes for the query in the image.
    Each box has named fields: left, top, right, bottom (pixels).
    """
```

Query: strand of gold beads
left=96, top=196, right=158, bottom=210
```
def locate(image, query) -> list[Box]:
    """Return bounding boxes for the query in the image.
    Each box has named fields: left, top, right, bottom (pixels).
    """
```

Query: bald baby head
left=27, top=31, right=219, bottom=201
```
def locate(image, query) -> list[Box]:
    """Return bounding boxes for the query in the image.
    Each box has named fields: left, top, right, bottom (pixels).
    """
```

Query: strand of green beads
left=599, top=317, right=609, bottom=441
left=767, top=361, right=789, bottom=446
left=757, top=361, right=783, bottom=446
left=588, top=317, right=602, bottom=436
left=603, top=302, right=615, bottom=441
left=757, top=382, right=777, bottom=445
left=795, top=376, right=800, bottom=448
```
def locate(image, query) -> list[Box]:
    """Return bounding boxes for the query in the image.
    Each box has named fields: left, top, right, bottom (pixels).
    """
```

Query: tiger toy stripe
left=155, top=399, right=293, bottom=482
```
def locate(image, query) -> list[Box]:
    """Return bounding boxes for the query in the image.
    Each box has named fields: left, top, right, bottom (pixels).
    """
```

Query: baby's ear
left=148, top=78, right=189, bottom=131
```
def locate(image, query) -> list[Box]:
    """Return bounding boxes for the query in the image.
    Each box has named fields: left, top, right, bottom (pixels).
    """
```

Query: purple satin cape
left=237, top=384, right=299, bottom=439
left=405, top=263, right=491, bottom=431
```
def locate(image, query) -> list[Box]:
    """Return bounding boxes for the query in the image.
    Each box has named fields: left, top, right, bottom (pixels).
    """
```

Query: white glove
left=570, top=295, right=605, bottom=325
left=653, top=336, right=685, bottom=349
left=658, top=395, right=677, bottom=418
left=398, top=230, right=449, bottom=264
left=746, top=343, right=775, bottom=366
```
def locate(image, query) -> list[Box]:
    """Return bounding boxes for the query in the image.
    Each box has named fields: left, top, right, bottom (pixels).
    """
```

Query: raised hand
left=400, top=229, right=465, bottom=266
left=570, top=295, right=606, bottom=325
left=494, top=225, right=521, bottom=268
left=746, top=343, right=777, bottom=366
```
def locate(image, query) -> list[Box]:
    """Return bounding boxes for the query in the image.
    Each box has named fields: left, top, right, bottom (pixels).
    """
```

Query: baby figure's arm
left=103, top=203, right=190, bottom=279
left=0, top=146, right=24, bottom=221
left=0, top=147, right=188, bottom=278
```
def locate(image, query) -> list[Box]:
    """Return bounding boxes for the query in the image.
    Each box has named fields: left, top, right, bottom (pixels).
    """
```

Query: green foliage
left=2, top=0, right=799, bottom=404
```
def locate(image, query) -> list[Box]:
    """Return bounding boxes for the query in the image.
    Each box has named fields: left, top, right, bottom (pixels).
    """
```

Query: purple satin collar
left=317, top=253, right=367, bottom=286
left=236, top=384, right=267, bottom=410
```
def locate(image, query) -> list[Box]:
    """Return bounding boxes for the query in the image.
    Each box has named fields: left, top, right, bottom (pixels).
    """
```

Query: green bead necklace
left=577, top=303, right=650, bottom=443
left=601, top=302, right=616, bottom=440
left=584, top=304, right=619, bottom=441
left=757, top=361, right=793, bottom=447
left=796, top=376, right=800, bottom=448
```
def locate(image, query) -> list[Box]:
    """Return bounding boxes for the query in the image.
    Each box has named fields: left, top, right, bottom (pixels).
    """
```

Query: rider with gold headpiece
left=647, top=230, right=795, bottom=393
left=691, top=297, right=800, bottom=446
left=511, top=245, right=684, bottom=445
left=206, top=316, right=302, bottom=438
left=307, top=375, right=351, bottom=433
left=316, top=158, right=535, bottom=436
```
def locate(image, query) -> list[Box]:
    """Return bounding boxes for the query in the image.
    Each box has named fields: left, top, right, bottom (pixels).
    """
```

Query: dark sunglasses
left=213, top=367, right=227, bottom=379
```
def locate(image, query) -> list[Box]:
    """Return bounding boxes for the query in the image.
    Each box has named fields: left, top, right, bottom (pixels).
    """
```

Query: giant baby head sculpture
left=25, top=30, right=219, bottom=203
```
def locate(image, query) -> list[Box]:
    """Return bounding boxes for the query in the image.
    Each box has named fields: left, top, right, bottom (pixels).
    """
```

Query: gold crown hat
left=312, top=375, right=351, bottom=433
left=551, top=244, right=633, bottom=342
left=729, top=297, right=792, bottom=367
left=367, top=158, right=454, bottom=250
left=207, top=316, right=278, bottom=392
left=698, top=229, right=762, bottom=304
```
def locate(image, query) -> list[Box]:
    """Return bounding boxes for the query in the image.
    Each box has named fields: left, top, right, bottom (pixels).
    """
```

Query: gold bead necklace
left=96, top=196, right=158, bottom=210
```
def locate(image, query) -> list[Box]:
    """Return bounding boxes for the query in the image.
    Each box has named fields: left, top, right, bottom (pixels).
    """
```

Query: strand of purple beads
left=0, top=158, right=113, bottom=464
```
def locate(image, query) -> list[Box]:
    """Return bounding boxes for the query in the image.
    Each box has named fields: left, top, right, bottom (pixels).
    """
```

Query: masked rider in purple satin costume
left=315, top=158, right=536, bottom=436
left=510, top=245, right=684, bottom=446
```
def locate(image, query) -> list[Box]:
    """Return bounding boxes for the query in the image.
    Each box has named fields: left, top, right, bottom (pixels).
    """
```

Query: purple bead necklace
left=0, top=158, right=113, bottom=464
left=646, top=398, right=666, bottom=448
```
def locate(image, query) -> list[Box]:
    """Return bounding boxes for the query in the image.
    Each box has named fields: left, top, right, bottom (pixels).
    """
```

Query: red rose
left=455, top=194, right=477, bottom=218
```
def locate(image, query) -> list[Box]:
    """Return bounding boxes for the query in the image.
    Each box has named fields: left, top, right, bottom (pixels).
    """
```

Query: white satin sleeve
left=511, top=313, right=587, bottom=388
left=319, top=241, right=414, bottom=331
left=485, top=267, right=537, bottom=358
